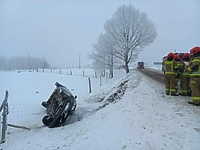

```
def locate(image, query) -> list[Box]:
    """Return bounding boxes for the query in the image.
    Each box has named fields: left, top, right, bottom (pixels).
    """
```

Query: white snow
left=0, top=68, right=200, bottom=150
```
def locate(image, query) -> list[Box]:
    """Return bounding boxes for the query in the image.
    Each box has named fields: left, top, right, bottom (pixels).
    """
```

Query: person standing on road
left=188, top=46, right=200, bottom=106
left=180, top=53, right=191, bottom=96
left=173, top=54, right=183, bottom=96
left=163, top=52, right=177, bottom=95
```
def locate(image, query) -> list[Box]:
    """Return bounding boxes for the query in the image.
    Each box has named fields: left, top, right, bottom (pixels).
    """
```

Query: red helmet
left=183, top=53, right=190, bottom=58
left=190, top=46, right=200, bottom=55
left=167, top=52, right=174, bottom=58
left=193, top=47, right=200, bottom=55
left=174, top=55, right=179, bottom=61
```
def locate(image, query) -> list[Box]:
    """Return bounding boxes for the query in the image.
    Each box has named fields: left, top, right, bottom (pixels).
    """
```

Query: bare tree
left=39, top=58, right=50, bottom=70
left=97, top=33, right=115, bottom=78
left=89, top=33, right=116, bottom=78
left=89, top=41, right=106, bottom=77
left=104, top=4, right=157, bottom=73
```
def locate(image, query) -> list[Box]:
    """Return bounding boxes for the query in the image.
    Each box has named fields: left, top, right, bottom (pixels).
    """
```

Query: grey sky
left=0, top=0, right=200, bottom=68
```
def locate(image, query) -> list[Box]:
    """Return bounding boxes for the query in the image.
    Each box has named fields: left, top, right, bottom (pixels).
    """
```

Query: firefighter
left=163, top=52, right=177, bottom=95
left=180, top=53, right=191, bottom=96
left=188, top=46, right=200, bottom=106
left=174, top=54, right=183, bottom=96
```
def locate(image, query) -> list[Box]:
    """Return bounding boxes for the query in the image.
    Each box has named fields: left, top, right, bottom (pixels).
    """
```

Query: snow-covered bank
left=0, top=69, right=200, bottom=150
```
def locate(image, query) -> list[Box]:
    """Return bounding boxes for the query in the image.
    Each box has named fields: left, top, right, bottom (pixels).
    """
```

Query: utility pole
left=79, top=53, right=81, bottom=69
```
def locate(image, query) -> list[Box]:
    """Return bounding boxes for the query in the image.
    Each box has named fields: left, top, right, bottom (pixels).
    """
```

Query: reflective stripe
left=170, top=89, right=176, bottom=92
left=165, top=72, right=175, bottom=75
left=190, top=59, right=200, bottom=63
left=192, top=97, right=200, bottom=101
left=165, top=61, right=173, bottom=64
left=181, top=90, right=187, bottom=92
left=177, top=64, right=183, bottom=67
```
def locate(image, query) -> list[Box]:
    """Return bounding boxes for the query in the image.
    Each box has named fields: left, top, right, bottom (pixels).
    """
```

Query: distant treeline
left=0, top=55, right=50, bottom=70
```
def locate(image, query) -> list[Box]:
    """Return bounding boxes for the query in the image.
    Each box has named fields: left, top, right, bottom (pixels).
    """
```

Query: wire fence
left=8, top=103, right=45, bottom=129
left=0, top=91, right=47, bottom=144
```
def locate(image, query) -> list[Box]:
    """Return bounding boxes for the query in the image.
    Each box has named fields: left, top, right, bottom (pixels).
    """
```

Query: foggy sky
left=0, top=0, right=200, bottom=68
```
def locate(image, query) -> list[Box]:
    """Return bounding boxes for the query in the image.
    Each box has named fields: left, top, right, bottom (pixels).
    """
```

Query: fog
left=0, top=0, right=200, bottom=68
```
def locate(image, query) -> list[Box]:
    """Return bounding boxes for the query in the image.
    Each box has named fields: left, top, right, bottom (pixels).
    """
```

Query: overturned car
left=41, top=82, right=77, bottom=128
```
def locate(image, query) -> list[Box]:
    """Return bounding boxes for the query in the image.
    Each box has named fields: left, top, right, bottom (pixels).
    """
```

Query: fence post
left=88, top=78, right=91, bottom=93
left=0, top=90, right=8, bottom=144
left=83, top=70, right=85, bottom=77
left=95, top=72, right=97, bottom=78
left=100, top=75, right=102, bottom=86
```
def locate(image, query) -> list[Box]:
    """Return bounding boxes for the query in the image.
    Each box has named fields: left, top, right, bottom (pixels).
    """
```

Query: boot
left=188, top=101, right=200, bottom=106
left=187, top=92, right=191, bottom=96
left=171, top=93, right=179, bottom=96
left=179, top=93, right=187, bottom=96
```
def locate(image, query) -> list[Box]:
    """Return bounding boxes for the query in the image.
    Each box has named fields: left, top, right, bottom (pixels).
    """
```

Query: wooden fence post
left=95, top=72, right=97, bottom=78
left=0, top=90, right=8, bottom=144
left=83, top=70, right=85, bottom=77
left=100, top=75, right=102, bottom=86
left=88, top=78, right=91, bottom=93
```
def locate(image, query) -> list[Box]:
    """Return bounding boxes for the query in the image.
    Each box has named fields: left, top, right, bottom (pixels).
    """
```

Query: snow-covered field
left=0, top=68, right=200, bottom=150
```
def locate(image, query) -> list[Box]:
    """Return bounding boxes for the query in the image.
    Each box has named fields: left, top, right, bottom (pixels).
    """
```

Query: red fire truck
left=137, top=62, right=144, bottom=69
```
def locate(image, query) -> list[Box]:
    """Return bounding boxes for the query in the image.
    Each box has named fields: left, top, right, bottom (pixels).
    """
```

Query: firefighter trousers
left=190, top=77, right=200, bottom=103
left=181, top=76, right=190, bottom=95
left=164, top=74, right=176, bottom=95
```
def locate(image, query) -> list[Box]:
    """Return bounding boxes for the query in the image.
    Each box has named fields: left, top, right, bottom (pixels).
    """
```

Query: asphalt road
left=137, top=68, right=164, bottom=84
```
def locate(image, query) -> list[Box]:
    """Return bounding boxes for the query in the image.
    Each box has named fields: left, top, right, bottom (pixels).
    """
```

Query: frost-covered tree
left=104, top=4, right=157, bottom=73
left=89, top=40, right=106, bottom=77
left=39, top=58, right=50, bottom=70
left=89, top=33, right=116, bottom=78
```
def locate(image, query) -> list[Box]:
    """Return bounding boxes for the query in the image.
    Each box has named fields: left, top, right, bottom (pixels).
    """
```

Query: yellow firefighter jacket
left=189, top=56, right=200, bottom=77
left=163, top=60, right=176, bottom=75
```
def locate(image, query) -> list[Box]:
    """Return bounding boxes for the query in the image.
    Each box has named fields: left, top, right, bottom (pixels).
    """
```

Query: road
left=137, top=67, right=164, bottom=84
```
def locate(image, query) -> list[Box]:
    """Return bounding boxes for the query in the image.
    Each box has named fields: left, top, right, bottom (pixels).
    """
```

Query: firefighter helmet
left=193, top=47, right=200, bottom=55
left=183, top=53, right=190, bottom=58
left=190, top=46, right=200, bottom=55
left=174, top=55, right=179, bottom=61
left=167, top=52, right=174, bottom=58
